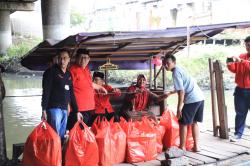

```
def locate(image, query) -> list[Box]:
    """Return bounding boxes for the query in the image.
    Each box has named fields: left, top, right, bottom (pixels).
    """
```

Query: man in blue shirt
left=162, top=55, right=204, bottom=152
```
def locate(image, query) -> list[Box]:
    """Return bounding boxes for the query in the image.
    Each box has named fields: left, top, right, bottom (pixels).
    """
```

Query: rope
left=4, top=90, right=170, bottom=98
left=5, top=95, right=42, bottom=98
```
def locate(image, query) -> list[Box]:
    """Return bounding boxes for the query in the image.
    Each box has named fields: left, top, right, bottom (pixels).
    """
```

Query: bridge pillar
left=41, top=0, right=70, bottom=40
left=0, top=1, right=35, bottom=54
left=0, top=10, right=11, bottom=54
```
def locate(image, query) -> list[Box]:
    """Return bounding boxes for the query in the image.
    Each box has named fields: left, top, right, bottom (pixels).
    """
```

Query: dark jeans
left=234, top=87, right=250, bottom=137
left=67, top=110, right=94, bottom=130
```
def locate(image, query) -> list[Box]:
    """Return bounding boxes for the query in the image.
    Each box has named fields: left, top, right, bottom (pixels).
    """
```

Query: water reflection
left=2, top=74, right=42, bottom=158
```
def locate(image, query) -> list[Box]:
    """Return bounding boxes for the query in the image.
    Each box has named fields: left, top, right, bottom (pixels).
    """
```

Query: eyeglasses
left=59, top=56, right=70, bottom=61
left=79, top=56, right=90, bottom=60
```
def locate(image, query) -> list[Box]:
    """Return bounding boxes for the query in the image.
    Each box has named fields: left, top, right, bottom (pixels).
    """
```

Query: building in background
left=9, top=0, right=250, bottom=38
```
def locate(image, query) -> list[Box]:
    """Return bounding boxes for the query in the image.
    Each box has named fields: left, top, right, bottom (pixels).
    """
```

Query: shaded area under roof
left=21, top=21, right=250, bottom=71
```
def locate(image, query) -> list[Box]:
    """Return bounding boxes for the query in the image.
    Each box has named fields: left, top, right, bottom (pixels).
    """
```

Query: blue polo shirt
left=172, top=66, right=204, bottom=104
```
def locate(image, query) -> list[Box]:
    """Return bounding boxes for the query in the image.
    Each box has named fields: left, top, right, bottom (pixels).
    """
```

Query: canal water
left=2, top=73, right=250, bottom=158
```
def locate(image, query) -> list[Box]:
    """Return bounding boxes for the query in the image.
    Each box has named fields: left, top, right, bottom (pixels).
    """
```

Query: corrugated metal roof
left=21, top=21, right=250, bottom=71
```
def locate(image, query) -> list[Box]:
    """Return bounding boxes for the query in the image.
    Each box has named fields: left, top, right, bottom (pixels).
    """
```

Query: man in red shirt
left=67, top=49, right=107, bottom=129
left=121, top=74, right=173, bottom=116
left=93, top=71, right=121, bottom=121
left=227, top=36, right=250, bottom=142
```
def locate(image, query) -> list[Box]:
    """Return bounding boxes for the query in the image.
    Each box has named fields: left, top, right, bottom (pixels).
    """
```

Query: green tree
left=70, top=12, right=85, bottom=26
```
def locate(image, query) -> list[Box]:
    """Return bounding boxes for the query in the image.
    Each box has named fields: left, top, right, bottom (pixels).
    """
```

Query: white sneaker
left=230, top=135, right=241, bottom=142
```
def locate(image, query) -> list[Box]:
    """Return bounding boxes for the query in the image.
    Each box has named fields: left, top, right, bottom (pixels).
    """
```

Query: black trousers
left=66, top=110, right=94, bottom=130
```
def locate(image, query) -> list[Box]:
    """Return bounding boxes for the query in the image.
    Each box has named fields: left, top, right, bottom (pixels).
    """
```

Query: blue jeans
left=234, top=87, right=250, bottom=137
left=47, top=108, right=68, bottom=142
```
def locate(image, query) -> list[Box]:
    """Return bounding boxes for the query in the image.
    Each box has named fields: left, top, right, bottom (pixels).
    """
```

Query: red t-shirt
left=125, top=85, right=150, bottom=111
left=94, top=84, right=121, bottom=114
left=227, top=53, right=250, bottom=88
left=70, top=65, right=95, bottom=111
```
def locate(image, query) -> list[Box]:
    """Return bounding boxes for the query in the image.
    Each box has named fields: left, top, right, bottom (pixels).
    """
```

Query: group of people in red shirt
left=41, top=48, right=171, bottom=143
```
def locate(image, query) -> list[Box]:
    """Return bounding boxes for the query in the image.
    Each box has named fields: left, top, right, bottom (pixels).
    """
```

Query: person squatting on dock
left=67, top=49, right=107, bottom=130
left=162, top=54, right=204, bottom=152
left=227, top=36, right=250, bottom=142
left=121, top=74, right=173, bottom=115
left=41, top=49, right=78, bottom=142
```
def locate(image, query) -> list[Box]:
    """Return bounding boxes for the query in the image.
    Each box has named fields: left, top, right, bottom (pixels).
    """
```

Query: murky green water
left=1, top=73, right=250, bottom=158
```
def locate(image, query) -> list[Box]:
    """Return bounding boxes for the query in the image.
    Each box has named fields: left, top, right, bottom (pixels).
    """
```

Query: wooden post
left=153, top=64, right=157, bottom=90
left=0, top=71, right=7, bottom=162
left=162, top=66, right=166, bottom=91
left=160, top=67, right=167, bottom=115
left=149, top=58, right=152, bottom=89
left=213, top=60, right=229, bottom=139
left=208, top=59, right=219, bottom=137
left=104, top=70, right=108, bottom=84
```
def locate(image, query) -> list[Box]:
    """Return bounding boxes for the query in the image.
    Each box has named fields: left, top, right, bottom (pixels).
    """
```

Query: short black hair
left=162, top=54, right=176, bottom=62
left=93, top=71, right=104, bottom=79
left=57, top=48, right=70, bottom=56
left=76, top=49, right=89, bottom=59
left=245, top=36, right=250, bottom=43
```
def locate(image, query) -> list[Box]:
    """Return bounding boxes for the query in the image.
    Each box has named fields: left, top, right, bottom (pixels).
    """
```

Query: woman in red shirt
left=93, top=71, right=121, bottom=121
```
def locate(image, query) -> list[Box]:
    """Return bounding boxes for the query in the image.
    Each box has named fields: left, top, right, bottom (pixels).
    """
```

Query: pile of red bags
left=121, top=118, right=158, bottom=163
left=22, top=121, right=62, bottom=166
left=22, top=108, right=195, bottom=165
left=64, top=121, right=99, bottom=166
left=92, top=117, right=126, bottom=166
left=160, top=108, right=194, bottom=151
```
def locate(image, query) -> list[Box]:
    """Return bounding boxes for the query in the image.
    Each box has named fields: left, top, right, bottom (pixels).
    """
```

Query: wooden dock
left=116, top=128, right=250, bottom=166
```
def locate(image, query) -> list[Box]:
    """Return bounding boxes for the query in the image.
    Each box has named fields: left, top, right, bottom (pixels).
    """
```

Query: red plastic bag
left=91, top=116, right=102, bottom=135
left=126, top=119, right=157, bottom=163
left=65, top=121, right=99, bottom=166
left=160, top=109, right=194, bottom=151
left=186, top=125, right=194, bottom=151
left=22, top=121, right=62, bottom=166
left=95, top=118, right=126, bottom=166
left=150, top=122, right=165, bottom=153
left=110, top=120, right=126, bottom=164
left=160, top=109, right=180, bottom=149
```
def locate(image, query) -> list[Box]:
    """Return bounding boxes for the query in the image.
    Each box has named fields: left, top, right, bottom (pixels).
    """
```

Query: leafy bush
left=70, top=12, right=85, bottom=26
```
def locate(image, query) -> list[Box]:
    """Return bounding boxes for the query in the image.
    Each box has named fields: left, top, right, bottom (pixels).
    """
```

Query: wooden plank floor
left=116, top=128, right=250, bottom=166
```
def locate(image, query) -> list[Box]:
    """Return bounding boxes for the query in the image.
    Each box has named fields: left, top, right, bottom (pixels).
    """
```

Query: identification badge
left=65, top=85, right=69, bottom=90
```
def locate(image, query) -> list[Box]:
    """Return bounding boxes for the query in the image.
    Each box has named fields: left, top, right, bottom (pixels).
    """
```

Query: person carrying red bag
left=67, top=49, right=107, bottom=129
left=41, top=49, right=78, bottom=143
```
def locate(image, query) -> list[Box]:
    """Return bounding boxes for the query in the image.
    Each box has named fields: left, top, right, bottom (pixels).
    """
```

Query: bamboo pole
left=208, top=59, right=219, bottom=137
left=153, top=64, right=157, bottom=90
left=149, top=58, right=152, bottom=89
left=0, top=71, right=7, bottom=162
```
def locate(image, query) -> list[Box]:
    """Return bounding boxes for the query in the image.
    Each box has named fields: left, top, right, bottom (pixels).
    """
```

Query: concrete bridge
left=0, top=0, right=70, bottom=54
